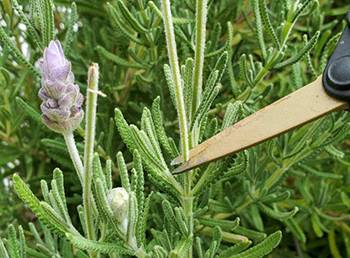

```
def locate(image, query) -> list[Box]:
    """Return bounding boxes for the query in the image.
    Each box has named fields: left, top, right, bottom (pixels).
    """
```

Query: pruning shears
left=173, top=12, right=350, bottom=174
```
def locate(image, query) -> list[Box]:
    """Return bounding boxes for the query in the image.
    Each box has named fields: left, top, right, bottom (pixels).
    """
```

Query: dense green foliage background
left=0, top=0, right=350, bottom=257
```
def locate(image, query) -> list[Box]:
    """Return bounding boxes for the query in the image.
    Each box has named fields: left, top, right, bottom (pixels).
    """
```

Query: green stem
left=183, top=1, right=208, bottom=254
left=160, top=0, right=189, bottom=161
left=63, top=132, right=83, bottom=184
left=182, top=193, right=193, bottom=258
left=161, top=1, right=193, bottom=256
left=83, top=63, right=99, bottom=254
left=191, top=0, right=208, bottom=121
left=135, top=247, right=148, bottom=258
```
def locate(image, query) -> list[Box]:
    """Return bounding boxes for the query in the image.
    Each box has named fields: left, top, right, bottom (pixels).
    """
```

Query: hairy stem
left=184, top=1, right=208, bottom=256
left=191, top=0, right=208, bottom=122
left=160, top=0, right=189, bottom=162
left=83, top=63, right=99, bottom=250
left=63, top=132, right=83, bottom=184
left=161, top=1, right=193, bottom=256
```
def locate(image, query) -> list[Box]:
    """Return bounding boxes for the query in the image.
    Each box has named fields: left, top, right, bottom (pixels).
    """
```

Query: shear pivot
left=323, top=12, right=350, bottom=101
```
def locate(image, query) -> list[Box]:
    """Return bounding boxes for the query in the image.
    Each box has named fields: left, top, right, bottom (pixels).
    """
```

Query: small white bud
left=107, top=187, right=129, bottom=224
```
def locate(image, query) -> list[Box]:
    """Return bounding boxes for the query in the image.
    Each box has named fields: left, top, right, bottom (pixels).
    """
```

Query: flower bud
left=38, top=40, right=84, bottom=134
left=107, top=187, right=129, bottom=223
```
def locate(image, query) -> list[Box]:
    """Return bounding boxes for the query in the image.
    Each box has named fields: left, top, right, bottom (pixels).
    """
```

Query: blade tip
left=172, top=166, right=186, bottom=175
left=171, top=156, right=183, bottom=166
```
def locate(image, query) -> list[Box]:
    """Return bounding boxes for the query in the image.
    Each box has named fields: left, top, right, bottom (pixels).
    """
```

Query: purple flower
left=38, top=40, right=84, bottom=134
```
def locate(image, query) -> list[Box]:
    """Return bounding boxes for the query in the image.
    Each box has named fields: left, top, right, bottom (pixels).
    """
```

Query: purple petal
left=41, top=102, right=70, bottom=121
left=43, top=41, right=71, bottom=81
left=49, top=63, right=71, bottom=81
left=58, top=88, right=79, bottom=108
left=45, top=41, right=66, bottom=66
left=75, top=93, right=84, bottom=107
left=38, top=88, right=49, bottom=101
left=46, top=99, right=58, bottom=108
left=43, top=80, right=67, bottom=99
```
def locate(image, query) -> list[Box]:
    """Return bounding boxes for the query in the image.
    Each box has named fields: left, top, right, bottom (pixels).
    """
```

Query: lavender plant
left=0, top=0, right=350, bottom=257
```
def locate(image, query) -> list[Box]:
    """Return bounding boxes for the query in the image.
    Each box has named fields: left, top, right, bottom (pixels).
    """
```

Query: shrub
left=0, top=0, right=349, bottom=257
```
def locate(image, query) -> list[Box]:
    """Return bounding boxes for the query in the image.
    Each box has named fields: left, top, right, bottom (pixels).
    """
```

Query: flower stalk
left=83, top=63, right=100, bottom=245
left=160, top=1, right=198, bottom=257
left=160, top=0, right=189, bottom=162
left=63, top=132, right=83, bottom=183
left=191, top=0, right=208, bottom=143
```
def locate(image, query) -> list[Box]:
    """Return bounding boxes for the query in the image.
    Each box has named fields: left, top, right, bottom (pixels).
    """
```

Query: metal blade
left=173, top=76, right=348, bottom=174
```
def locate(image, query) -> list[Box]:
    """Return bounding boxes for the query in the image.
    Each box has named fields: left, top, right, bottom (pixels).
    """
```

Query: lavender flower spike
left=38, top=40, right=84, bottom=134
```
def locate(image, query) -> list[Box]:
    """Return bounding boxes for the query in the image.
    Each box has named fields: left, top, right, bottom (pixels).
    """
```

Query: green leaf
left=12, top=175, right=71, bottom=235
left=15, top=97, right=42, bottom=123
left=291, top=0, right=315, bottom=23
left=66, top=233, right=133, bottom=255
left=218, top=242, right=251, bottom=258
left=105, top=159, right=113, bottom=190
left=195, top=237, right=203, bottom=258
left=198, top=217, right=240, bottom=232
left=116, top=0, right=148, bottom=33
left=7, top=225, right=20, bottom=258
left=141, top=108, right=163, bottom=161
left=311, top=213, right=324, bottom=238
left=258, top=202, right=299, bottom=221
left=191, top=85, right=220, bottom=130
left=328, top=229, right=342, bottom=258
left=39, top=0, right=55, bottom=46
left=232, top=226, right=266, bottom=242
left=229, top=231, right=282, bottom=258
left=275, top=31, right=320, bottom=69
left=96, top=46, right=147, bottom=69
left=258, top=0, right=280, bottom=48
left=182, top=58, right=194, bottom=122
left=94, top=179, right=125, bottom=240
left=116, top=152, right=131, bottom=192
left=284, top=218, right=306, bottom=243
left=115, top=108, right=136, bottom=151
left=0, top=28, right=39, bottom=76
left=222, top=102, right=242, bottom=129
left=141, top=192, right=153, bottom=244
left=151, top=97, right=178, bottom=158
left=169, top=236, right=192, bottom=258
left=252, top=0, right=266, bottom=59
left=127, top=192, right=138, bottom=245
left=0, top=145, right=21, bottom=167
left=12, top=0, right=43, bottom=50
left=133, top=150, right=145, bottom=244
left=163, top=64, right=177, bottom=108
left=63, top=2, right=78, bottom=56
left=0, top=239, right=9, bottom=258
left=105, top=2, right=145, bottom=45
left=93, top=153, right=108, bottom=190
left=212, top=51, right=229, bottom=83
left=174, top=207, right=189, bottom=236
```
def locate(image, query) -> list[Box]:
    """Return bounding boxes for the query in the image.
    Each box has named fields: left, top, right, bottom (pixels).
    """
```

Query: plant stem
left=191, top=0, right=208, bottom=121
left=83, top=63, right=99, bottom=252
left=183, top=2, right=208, bottom=255
left=161, top=1, right=193, bottom=256
left=182, top=192, right=193, bottom=257
left=63, top=132, right=83, bottom=184
left=160, top=0, right=189, bottom=162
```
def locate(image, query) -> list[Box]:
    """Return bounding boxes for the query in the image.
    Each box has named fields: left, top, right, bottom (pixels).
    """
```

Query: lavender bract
left=38, top=40, right=84, bottom=134
left=107, top=187, right=129, bottom=224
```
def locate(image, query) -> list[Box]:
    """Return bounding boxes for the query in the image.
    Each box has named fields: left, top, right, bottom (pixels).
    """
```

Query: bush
left=0, top=0, right=349, bottom=257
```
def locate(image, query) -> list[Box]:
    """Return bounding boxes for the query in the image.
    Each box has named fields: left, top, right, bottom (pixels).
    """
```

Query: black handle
left=323, top=12, right=350, bottom=101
